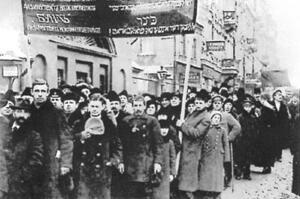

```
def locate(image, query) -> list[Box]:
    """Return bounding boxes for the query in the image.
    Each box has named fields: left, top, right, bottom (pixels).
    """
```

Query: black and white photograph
left=0, top=0, right=299, bottom=198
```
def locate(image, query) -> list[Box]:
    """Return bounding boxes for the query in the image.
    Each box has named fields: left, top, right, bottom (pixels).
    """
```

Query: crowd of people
left=0, top=78, right=299, bottom=199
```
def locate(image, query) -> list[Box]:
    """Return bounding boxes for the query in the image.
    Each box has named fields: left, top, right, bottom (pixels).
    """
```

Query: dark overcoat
left=253, top=104, right=277, bottom=167
left=5, top=121, right=44, bottom=199
left=198, top=125, right=230, bottom=193
left=270, top=101, right=290, bottom=150
left=30, top=101, right=73, bottom=199
left=235, top=111, right=259, bottom=165
left=291, top=114, right=300, bottom=196
left=0, top=115, right=9, bottom=194
left=152, top=127, right=177, bottom=199
left=72, top=113, right=123, bottom=199
left=121, top=114, right=164, bottom=183
left=177, top=109, right=210, bottom=192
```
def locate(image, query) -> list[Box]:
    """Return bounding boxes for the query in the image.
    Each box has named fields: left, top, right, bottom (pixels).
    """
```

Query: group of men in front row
left=0, top=78, right=299, bottom=199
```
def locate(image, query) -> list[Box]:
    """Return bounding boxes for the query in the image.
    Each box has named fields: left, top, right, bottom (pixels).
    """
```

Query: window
left=76, top=72, right=88, bottom=83
left=99, top=64, right=108, bottom=93
left=57, top=57, right=67, bottom=86
left=76, top=60, right=92, bottom=84
left=179, top=35, right=186, bottom=56
left=192, top=38, right=197, bottom=58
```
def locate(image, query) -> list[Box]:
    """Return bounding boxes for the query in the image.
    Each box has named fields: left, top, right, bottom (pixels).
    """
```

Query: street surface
left=222, top=150, right=299, bottom=199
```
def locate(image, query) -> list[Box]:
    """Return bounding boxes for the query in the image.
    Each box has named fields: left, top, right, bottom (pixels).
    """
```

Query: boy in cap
left=62, top=92, right=82, bottom=128
left=49, top=88, right=63, bottom=110
left=235, top=97, right=258, bottom=180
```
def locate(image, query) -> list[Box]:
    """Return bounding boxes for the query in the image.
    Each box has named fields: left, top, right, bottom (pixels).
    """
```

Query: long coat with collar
left=217, top=111, right=241, bottom=142
left=291, top=114, right=300, bottom=196
left=0, top=115, right=9, bottom=194
left=72, top=112, right=123, bottom=199
left=198, top=125, right=230, bottom=193
left=177, top=109, right=210, bottom=192
left=120, top=114, right=164, bottom=183
left=269, top=101, right=290, bottom=149
left=30, top=101, right=73, bottom=199
left=5, top=121, right=44, bottom=199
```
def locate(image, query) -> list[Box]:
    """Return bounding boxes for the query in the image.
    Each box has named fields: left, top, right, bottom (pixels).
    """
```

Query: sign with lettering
left=206, top=41, right=225, bottom=51
left=22, top=0, right=198, bottom=37
left=179, top=72, right=200, bottom=84
left=2, top=66, right=18, bottom=77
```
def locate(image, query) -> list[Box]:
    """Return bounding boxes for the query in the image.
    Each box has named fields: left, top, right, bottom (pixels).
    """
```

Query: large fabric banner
left=22, top=0, right=198, bottom=37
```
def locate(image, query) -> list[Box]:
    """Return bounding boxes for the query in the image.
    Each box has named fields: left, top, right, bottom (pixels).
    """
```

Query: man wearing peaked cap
left=62, top=92, right=82, bottom=128
left=49, top=88, right=63, bottom=110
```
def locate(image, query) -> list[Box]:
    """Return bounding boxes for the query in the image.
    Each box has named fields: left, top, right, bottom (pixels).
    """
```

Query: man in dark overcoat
left=6, top=99, right=44, bottom=199
left=291, top=111, right=300, bottom=195
left=72, top=94, right=123, bottom=199
left=269, top=89, right=290, bottom=161
left=121, top=96, right=164, bottom=199
left=30, top=79, right=73, bottom=199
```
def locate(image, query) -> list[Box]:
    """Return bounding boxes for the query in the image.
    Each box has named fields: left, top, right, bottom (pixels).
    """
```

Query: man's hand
left=118, top=163, right=125, bottom=174
left=60, top=167, right=70, bottom=175
left=154, top=163, right=162, bottom=174
left=81, top=129, right=91, bottom=140
left=169, top=175, right=174, bottom=182
left=176, top=119, right=185, bottom=128
left=107, top=110, right=117, bottom=127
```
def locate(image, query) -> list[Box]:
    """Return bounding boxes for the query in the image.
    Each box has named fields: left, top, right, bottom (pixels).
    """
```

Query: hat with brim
left=210, top=111, right=223, bottom=121
left=273, top=89, right=282, bottom=97
left=212, top=95, right=224, bottom=103
left=11, top=99, right=31, bottom=110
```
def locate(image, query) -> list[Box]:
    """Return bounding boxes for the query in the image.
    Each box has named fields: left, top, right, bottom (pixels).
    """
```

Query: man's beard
left=111, top=107, right=119, bottom=115
left=16, top=117, right=26, bottom=125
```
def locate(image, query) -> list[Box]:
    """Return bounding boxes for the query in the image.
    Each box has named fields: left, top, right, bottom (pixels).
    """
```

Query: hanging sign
left=223, top=11, right=236, bottom=33
left=22, top=0, right=198, bottom=37
left=206, top=41, right=225, bottom=51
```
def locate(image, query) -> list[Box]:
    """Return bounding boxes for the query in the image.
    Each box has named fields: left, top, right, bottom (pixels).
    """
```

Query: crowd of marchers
left=0, top=79, right=299, bottom=199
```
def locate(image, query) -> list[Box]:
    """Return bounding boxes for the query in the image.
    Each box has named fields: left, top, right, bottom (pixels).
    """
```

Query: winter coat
left=152, top=126, right=177, bottom=199
left=235, top=111, right=259, bottom=165
left=253, top=104, right=277, bottom=167
left=177, top=109, right=210, bottom=192
left=5, top=121, right=44, bottom=199
left=0, top=115, right=9, bottom=194
left=120, top=114, right=164, bottom=183
left=269, top=101, right=290, bottom=149
left=72, top=113, right=123, bottom=199
left=30, top=101, right=73, bottom=199
left=218, top=112, right=241, bottom=142
left=157, top=106, right=181, bottom=153
left=198, top=125, right=230, bottom=193
left=291, top=115, right=300, bottom=195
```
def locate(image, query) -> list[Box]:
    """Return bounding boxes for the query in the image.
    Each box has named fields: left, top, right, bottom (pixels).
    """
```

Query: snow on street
left=222, top=150, right=299, bottom=199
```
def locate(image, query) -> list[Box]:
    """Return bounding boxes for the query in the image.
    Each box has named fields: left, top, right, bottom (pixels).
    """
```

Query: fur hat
left=62, top=92, right=79, bottom=103
left=107, top=91, right=120, bottom=102
left=119, top=90, right=128, bottom=97
left=160, top=92, right=172, bottom=100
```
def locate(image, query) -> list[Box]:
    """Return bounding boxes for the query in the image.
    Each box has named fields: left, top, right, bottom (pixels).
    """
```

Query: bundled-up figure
left=72, top=94, right=123, bottom=199
left=235, top=97, right=258, bottom=180
left=177, top=93, right=210, bottom=198
left=120, top=96, right=164, bottom=199
left=291, top=112, right=300, bottom=196
left=152, top=120, right=177, bottom=199
left=6, top=99, right=44, bottom=199
left=197, top=111, right=230, bottom=199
